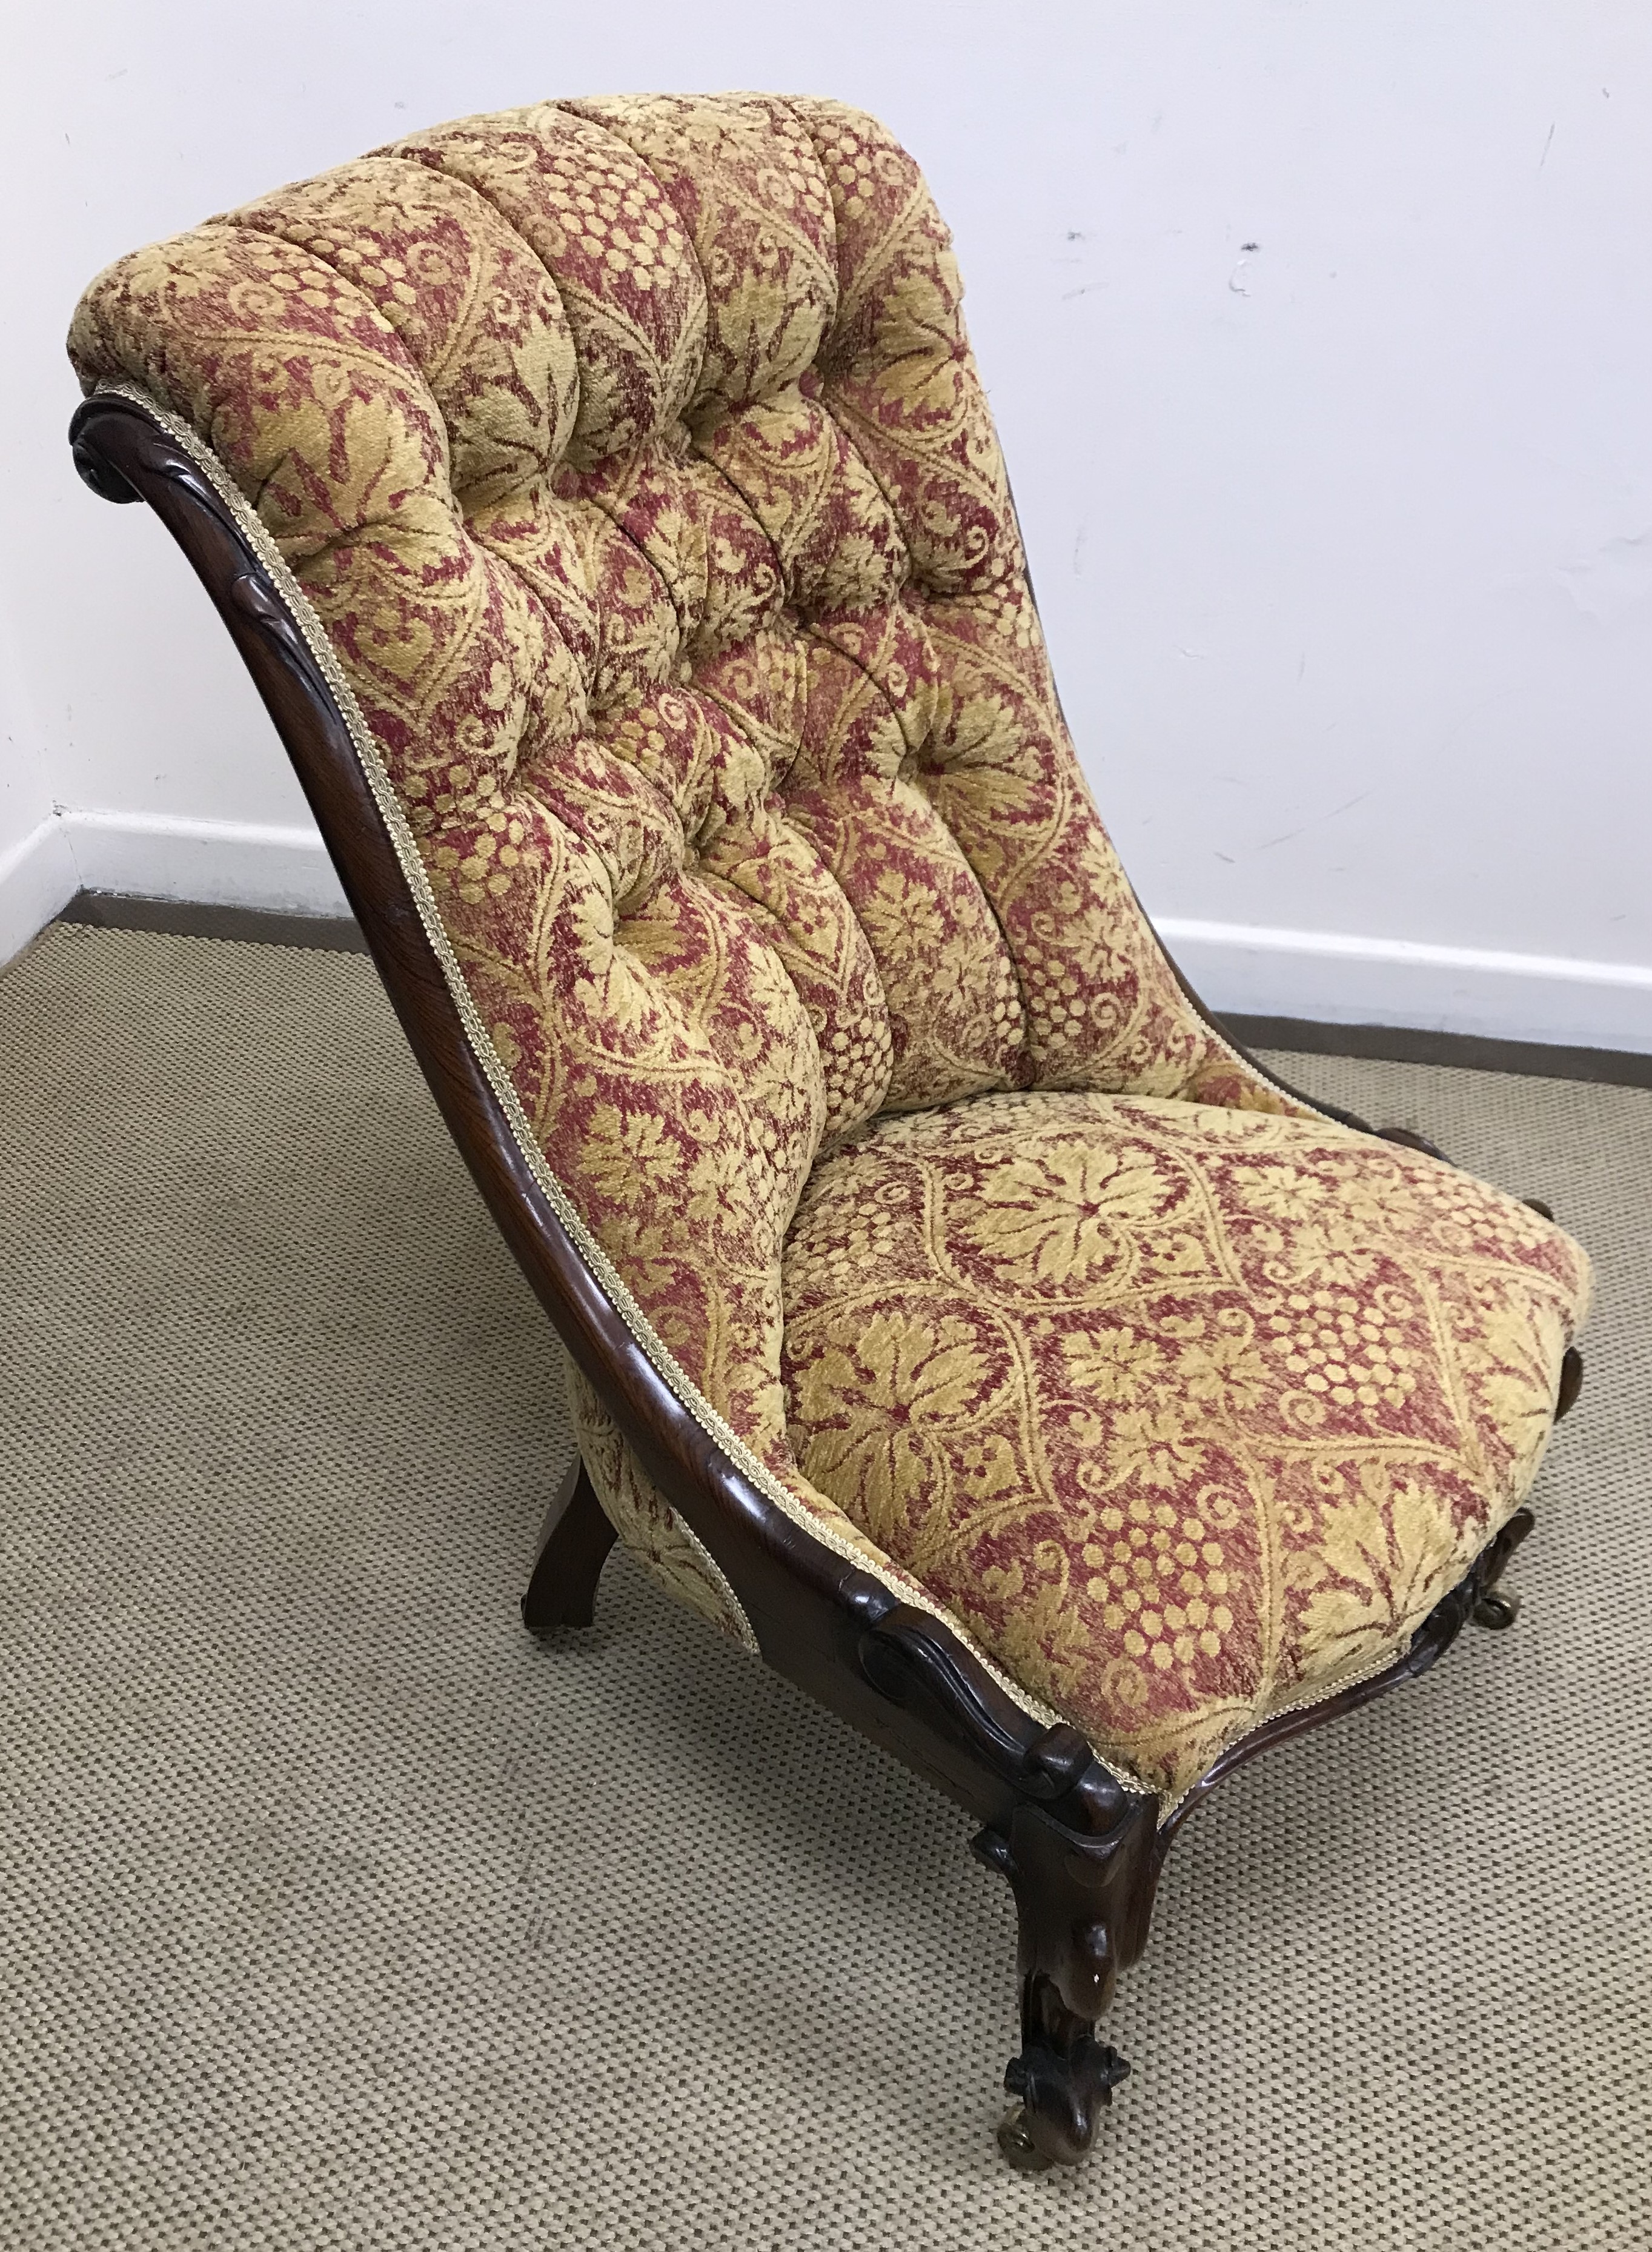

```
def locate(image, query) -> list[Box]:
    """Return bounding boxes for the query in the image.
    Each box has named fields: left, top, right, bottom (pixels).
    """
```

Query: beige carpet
left=2, top=922, right=1648, bottom=2251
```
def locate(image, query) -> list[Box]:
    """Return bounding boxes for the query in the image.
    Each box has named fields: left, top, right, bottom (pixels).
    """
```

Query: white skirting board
left=1158, top=917, right=1652, bottom=1056
left=2, top=807, right=1649, bottom=1055
left=65, top=808, right=352, bottom=919
left=0, top=808, right=350, bottom=967
left=0, top=815, right=81, bottom=968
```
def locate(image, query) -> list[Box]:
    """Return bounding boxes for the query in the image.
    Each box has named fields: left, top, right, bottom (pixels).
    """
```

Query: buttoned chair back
left=70, top=95, right=1295, bottom=1644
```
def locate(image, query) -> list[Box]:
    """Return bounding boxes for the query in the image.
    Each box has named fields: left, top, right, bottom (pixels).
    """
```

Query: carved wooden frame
left=68, top=389, right=1581, bottom=2171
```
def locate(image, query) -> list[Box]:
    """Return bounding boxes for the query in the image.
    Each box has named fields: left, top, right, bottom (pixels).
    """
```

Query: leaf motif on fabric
left=969, top=1142, right=1179, bottom=1285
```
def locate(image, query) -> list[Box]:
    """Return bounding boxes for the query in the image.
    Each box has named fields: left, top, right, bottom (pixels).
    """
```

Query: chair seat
left=781, top=1089, right=1590, bottom=1799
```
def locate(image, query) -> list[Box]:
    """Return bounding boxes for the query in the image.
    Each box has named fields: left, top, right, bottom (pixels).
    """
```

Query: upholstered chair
left=68, top=95, right=1590, bottom=2170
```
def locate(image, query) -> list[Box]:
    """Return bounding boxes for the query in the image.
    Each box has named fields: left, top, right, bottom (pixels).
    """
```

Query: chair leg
left=521, top=1453, right=616, bottom=1636
left=1555, top=1344, right=1584, bottom=1423
left=972, top=1793, right=1159, bottom=2170
left=1470, top=1502, right=1534, bottom=1633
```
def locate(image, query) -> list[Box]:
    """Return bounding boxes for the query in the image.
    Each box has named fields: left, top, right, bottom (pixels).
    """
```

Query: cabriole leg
left=521, top=1453, right=616, bottom=1635
left=973, top=1792, right=1158, bottom=2170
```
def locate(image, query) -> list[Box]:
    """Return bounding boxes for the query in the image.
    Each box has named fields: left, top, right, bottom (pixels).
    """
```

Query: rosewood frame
left=68, top=390, right=1582, bottom=2171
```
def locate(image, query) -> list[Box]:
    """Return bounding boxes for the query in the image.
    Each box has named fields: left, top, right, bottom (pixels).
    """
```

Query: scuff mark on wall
left=1254, top=788, right=1373, bottom=854
left=1556, top=533, right=1652, bottom=624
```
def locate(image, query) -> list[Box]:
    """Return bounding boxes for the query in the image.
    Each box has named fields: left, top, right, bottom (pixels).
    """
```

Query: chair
left=67, top=95, right=1590, bottom=2170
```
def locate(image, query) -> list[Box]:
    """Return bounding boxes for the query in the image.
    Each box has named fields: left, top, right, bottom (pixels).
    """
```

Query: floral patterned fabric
left=70, top=96, right=1590, bottom=1798
left=783, top=1093, right=1589, bottom=1795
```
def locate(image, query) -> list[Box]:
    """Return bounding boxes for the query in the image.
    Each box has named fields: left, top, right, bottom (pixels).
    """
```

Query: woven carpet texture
left=2, top=923, right=1648, bottom=2250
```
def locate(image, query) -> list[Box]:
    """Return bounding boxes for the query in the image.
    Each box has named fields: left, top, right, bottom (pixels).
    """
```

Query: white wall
left=4, top=1, right=1649, bottom=1047
left=0, top=607, right=70, bottom=963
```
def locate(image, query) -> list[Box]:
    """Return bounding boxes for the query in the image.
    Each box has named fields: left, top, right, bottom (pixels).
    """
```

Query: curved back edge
left=68, top=388, right=1144, bottom=1838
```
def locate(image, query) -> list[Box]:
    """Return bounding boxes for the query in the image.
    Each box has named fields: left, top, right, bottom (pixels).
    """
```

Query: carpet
left=2, top=922, right=1648, bottom=2250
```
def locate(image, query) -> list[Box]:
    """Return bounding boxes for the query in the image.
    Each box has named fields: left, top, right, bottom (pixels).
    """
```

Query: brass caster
left=1473, top=1586, right=1522, bottom=1631
left=997, top=2104, right=1057, bottom=2173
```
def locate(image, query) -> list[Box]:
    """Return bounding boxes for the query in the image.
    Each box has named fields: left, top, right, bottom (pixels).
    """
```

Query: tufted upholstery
left=70, top=96, right=1589, bottom=1799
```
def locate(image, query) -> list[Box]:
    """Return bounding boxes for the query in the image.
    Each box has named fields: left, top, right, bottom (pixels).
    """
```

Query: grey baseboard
left=1223, top=1012, right=1652, bottom=1090
left=54, top=891, right=1652, bottom=1089
left=56, top=889, right=370, bottom=955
